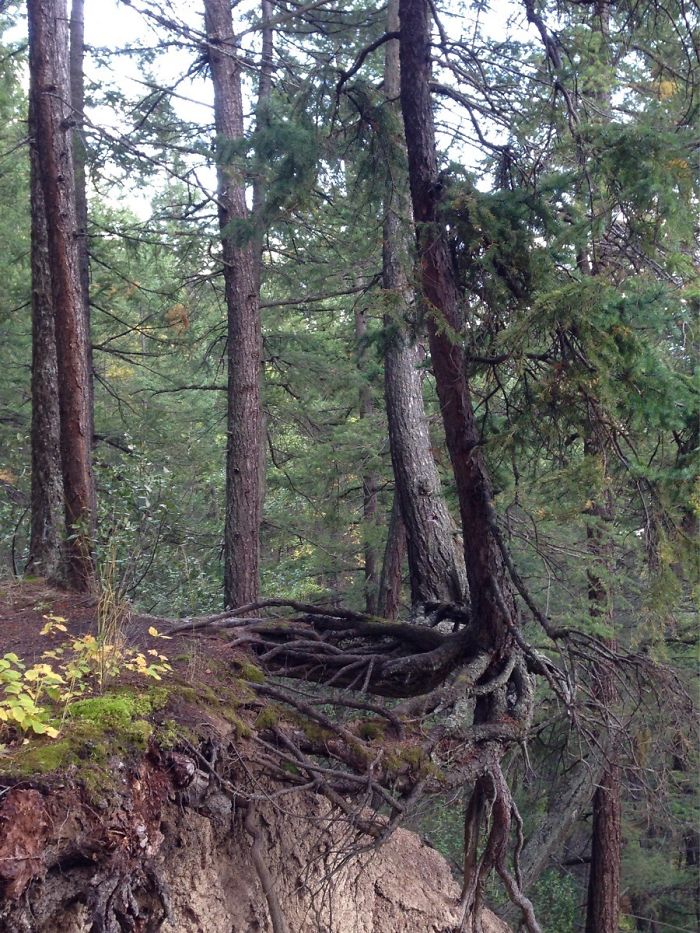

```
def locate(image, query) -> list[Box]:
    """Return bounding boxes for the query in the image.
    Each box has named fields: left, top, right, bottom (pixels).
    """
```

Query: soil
left=0, top=581, right=511, bottom=933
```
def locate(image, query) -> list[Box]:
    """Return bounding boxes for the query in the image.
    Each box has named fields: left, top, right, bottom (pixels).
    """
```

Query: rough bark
left=28, top=0, right=95, bottom=591
left=26, top=94, right=64, bottom=580
left=205, top=0, right=263, bottom=609
left=377, top=492, right=406, bottom=619
left=586, top=759, right=622, bottom=933
left=399, top=0, right=514, bottom=642
left=355, top=301, right=379, bottom=613
left=584, top=465, right=620, bottom=933
left=69, top=0, right=96, bottom=523
left=381, top=0, right=467, bottom=608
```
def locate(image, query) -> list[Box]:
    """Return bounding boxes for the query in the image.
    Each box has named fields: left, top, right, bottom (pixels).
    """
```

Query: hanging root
left=243, top=804, right=291, bottom=933
left=460, top=764, right=541, bottom=933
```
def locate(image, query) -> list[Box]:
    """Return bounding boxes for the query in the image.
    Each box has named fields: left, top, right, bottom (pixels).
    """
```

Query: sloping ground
left=0, top=582, right=510, bottom=932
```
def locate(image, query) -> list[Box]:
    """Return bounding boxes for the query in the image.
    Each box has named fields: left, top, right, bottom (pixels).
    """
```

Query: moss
left=237, top=661, right=266, bottom=684
left=10, top=738, right=79, bottom=774
left=386, top=744, right=425, bottom=775
left=358, top=721, right=385, bottom=741
left=228, top=714, right=251, bottom=739
left=254, top=706, right=281, bottom=731
left=295, top=717, right=333, bottom=743
left=155, top=718, right=181, bottom=749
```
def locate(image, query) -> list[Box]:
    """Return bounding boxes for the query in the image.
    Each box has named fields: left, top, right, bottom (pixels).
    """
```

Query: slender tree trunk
left=399, top=0, right=514, bottom=639
left=205, top=0, right=262, bottom=609
left=26, top=94, right=63, bottom=579
left=377, top=492, right=406, bottom=619
left=381, top=0, right=467, bottom=608
left=69, top=0, right=95, bottom=509
left=28, top=0, right=95, bottom=592
left=584, top=442, right=621, bottom=933
left=354, top=301, right=379, bottom=613
left=583, top=7, right=622, bottom=926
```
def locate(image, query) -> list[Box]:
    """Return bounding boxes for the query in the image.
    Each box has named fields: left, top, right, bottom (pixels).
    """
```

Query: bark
left=381, top=0, right=467, bottom=608
left=355, top=301, right=379, bottom=613
left=399, top=0, right=514, bottom=642
left=205, top=0, right=263, bottom=609
left=377, top=492, right=406, bottom=619
left=28, top=0, right=95, bottom=591
left=26, top=94, right=64, bottom=580
left=586, top=761, right=622, bottom=933
left=69, top=0, right=95, bottom=495
left=584, top=473, right=620, bottom=933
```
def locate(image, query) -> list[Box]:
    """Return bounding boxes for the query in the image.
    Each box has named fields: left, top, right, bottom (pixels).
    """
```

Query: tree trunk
left=382, top=0, right=467, bottom=608
left=583, top=6, right=621, bottom=925
left=377, top=492, right=406, bottom=619
left=399, top=0, right=513, bottom=640
left=26, top=93, right=64, bottom=580
left=354, top=301, right=379, bottom=613
left=584, top=454, right=621, bottom=933
left=205, top=0, right=263, bottom=609
left=69, top=0, right=95, bottom=501
left=28, top=0, right=95, bottom=592
left=586, top=760, right=622, bottom=933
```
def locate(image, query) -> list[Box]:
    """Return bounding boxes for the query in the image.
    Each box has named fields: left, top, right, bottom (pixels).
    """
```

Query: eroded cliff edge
left=0, top=750, right=508, bottom=933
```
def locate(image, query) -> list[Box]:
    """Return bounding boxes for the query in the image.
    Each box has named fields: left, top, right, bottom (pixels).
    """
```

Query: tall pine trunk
left=26, top=94, right=63, bottom=579
left=381, top=0, right=466, bottom=609
left=205, top=0, right=262, bottom=609
left=69, top=0, right=95, bottom=516
left=28, top=0, right=95, bottom=591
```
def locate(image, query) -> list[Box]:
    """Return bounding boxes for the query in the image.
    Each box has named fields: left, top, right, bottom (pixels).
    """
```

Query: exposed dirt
left=0, top=582, right=511, bottom=932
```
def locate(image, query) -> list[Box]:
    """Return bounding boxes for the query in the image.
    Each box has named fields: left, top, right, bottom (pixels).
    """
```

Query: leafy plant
left=0, top=613, right=172, bottom=747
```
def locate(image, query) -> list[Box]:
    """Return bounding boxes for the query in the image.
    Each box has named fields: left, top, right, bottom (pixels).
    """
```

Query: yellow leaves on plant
left=40, top=614, right=68, bottom=635
left=148, top=626, right=172, bottom=640
left=0, top=468, right=16, bottom=484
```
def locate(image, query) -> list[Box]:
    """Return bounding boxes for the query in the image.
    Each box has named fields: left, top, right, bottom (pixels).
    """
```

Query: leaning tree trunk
left=26, top=94, right=63, bottom=580
left=399, top=0, right=513, bottom=638
left=399, top=1, right=538, bottom=928
left=205, top=0, right=263, bottom=609
left=381, top=0, right=467, bottom=609
left=28, top=0, right=95, bottom=592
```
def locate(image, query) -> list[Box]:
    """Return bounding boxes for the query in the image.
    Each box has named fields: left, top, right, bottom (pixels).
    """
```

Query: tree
left=381, top=0, right=467, bottom=611
left=26, top=90, right=63, bottom=579
left=204, top=0, right=264, bottom=609
left=27, top=0, right=95, bottom=591
left=399, top=0, right=540, bottom=926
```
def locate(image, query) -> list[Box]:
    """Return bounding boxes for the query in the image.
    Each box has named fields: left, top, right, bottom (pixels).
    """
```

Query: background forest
left=0, top=0, right=697, bottom=930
